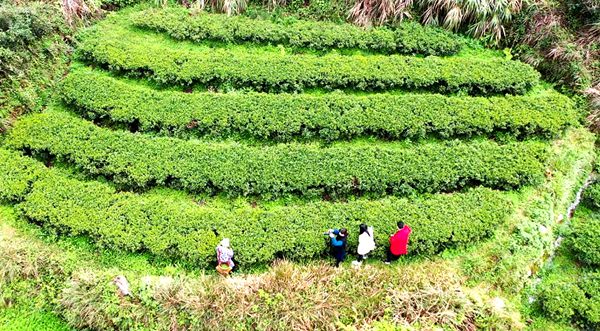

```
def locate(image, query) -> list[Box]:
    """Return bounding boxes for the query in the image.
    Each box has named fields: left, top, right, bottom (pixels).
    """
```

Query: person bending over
left=385, top=222, right=412, bottom=264
left=216, top=238, right=235, bottom=275
left=327, top=228, right=348, bottom=267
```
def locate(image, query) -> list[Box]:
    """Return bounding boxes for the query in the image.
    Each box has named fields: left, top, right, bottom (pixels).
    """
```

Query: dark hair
left=359, top=223, right=369, bottom=236
left=397, top=221, right=404, bottom=229
left=339, top=228, right=348, bottom=236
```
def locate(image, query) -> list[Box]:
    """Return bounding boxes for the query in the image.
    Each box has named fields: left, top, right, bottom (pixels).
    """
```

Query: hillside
left=0, top=2, right=597, bottom=330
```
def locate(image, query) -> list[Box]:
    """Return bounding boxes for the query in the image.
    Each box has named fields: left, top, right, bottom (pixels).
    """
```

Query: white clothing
left=216, top=244, right=235, bottom=268
left=357, top=226, right=375, bottom=255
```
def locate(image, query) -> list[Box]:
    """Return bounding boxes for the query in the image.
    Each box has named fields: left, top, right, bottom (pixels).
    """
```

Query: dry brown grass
left=0, top=223, right=65, bottom=285
left=55, top=259, right=521, bottom=330
left=348, top=0, right=413, bottom=27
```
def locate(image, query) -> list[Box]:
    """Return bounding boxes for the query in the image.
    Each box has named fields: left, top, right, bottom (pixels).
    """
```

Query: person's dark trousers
left=386, top=249, right=401, bottom=263
left=335, top=254, right=345, bottom=267
left=357, top=254, right=365, bottom=262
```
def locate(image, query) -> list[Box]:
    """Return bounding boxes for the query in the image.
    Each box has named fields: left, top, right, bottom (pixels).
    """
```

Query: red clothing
left=389, top=225, right=412, bottom=255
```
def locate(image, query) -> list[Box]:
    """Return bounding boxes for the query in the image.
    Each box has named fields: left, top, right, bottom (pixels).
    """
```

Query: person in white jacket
left=354, top=223, right=375, bottom=265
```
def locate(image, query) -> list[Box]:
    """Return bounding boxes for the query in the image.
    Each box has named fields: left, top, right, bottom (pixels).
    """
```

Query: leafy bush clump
left=569, top=213, right=600, bottom=266
left=0, top=3, right=58, bottom=78
left=0, top=148, right=513, bottom=266
left=0, top=149, right=47, bottom=202
left=6, top=109, right=548, bottom=198
left=75, top=22, right=540, bottom=95
left=60, top=66, right=577, bottom=141
left=536, top=272, right=600, bottom=327
left=536, top=275, right=587, bottom=322
left=131, top=7, right=463, bottom=56
left=583, top=181, right=600, bottom=210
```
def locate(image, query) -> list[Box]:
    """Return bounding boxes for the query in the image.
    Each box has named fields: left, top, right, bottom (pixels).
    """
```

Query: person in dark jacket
left=327, top=228, right=348, bottom=267
left=385, top=221, right=412, bottom=264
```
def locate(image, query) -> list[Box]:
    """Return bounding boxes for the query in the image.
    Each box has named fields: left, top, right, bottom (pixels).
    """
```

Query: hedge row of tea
left=6, top=110, right=548, bottom=197
left=131, top=7, right=463, bottom=55
left=0, top=148, right=513, bottom=266
left=76, top=24, right=540, bottom=94
left=60, top=67, right=577, bottom=141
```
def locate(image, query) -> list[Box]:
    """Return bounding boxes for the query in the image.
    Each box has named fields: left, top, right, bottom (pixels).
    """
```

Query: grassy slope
left=0, top=305, right=73, bottom=331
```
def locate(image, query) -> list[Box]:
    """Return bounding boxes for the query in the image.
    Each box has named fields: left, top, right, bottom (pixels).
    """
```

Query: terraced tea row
left=6, top=109, right=547, bottom=197
left=61, top=67, right=577, bottom=141
left=132, top=7, right=463, bottom=55
left=0, top=149, right=512, bottom=266
left=76, top=20, right=540, bottom=94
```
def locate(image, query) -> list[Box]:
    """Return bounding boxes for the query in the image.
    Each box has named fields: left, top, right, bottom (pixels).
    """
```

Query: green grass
left=0, top=304, right=72, bottom=331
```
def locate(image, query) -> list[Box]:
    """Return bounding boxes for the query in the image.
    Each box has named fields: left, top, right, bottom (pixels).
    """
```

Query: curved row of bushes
left=6, top=109, right=548, bottom=197
left=76, top=23, right=540, bottom=94
left=131, top=7, right=463, bottom=56
left=0, top=148, right=513, bottom=266
left=60, top=67, right=577, bottom=141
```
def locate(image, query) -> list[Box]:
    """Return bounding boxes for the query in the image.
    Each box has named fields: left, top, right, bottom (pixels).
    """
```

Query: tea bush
left=569, top=213, right=600, bottom=266
left=76, top=24, right=540, bottom=94
left=60, top=67, right=577, bottom=141
left=6, top=110, right=548, bottom=197
left=0, top=149, right=513, bottom=266
left=131, top=7, right=463, bottom=56
left=536, top=272, right=600, bottom=326
left=583, top=181, right=600, bottom=210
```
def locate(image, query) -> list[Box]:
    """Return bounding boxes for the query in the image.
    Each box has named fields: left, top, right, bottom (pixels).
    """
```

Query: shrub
left=580, top=273, right=600, bottom=324
left=583, top=181, right=600, bottom=210
left=0, top=148, right=513, bottom=266
left=536, top=274, right=587, bottom=322
left=130, top=7, right=463, bottom=56
left=0, top=3, right=58, bottom=78
left=0, top=149, right=47, bottom=202
left=569, top=213, right=600, bottom=266
left=6, top=109, right=548, bottom=198
left=536, top=272, right=600, bottom=327
left=60, top=66, right=577, bottom=141
left=75, top=21, right=540, bottom=94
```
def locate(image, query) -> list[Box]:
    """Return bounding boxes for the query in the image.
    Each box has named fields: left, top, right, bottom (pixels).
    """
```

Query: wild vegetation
left=530, top=183, right=600, bottom=329
left=0, top=2, right=70, bottom=132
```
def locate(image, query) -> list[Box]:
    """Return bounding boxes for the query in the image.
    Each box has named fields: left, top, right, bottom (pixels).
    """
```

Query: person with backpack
left=385, top=221, right=412, bottom=264
left=354, top=223, right=375, bottom=266
left=326, top=228, right=348, bottom=267
left=216, top=238, right=235, bottom=275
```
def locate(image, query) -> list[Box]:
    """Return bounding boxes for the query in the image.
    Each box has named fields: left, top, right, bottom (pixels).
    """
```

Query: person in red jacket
left=385, top=221, right=412, bottom=264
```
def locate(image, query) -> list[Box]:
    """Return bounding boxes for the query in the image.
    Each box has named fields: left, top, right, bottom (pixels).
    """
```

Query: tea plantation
left=0, top=3, right=596, bottom=330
